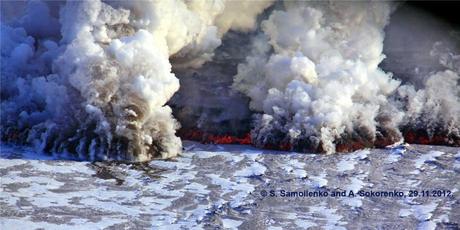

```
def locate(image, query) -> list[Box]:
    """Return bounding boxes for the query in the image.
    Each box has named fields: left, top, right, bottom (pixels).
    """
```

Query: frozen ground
left=1, top=141, right=459, bottom=229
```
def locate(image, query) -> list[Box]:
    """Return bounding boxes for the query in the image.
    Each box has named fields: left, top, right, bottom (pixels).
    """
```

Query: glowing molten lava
left=178, top=129, right=251, bottom=145
left=5, top=127, right=458, bottom=154
left=179, top=127, right=459, bottom=153
left=402, top=129, right=460, bottom=146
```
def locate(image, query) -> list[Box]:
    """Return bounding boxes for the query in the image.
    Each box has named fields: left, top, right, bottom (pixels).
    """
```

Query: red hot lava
left=402, top=129, right=460, bottom=146
left=177, top=129, right=293, bottom=151
left=178, top=128, right=459, bottom=153
left=178, top=129, right=251, bottom=145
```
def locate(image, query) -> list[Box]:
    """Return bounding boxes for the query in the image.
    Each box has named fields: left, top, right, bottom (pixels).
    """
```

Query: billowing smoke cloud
left=233, top=1, right=404, bottom=153
left=381, top=3, right=460, bottom=146
left=1, top=1, right=459, bottom=160
left=0, top=0, right=272, bottom=161
left=233, top=1, right=459, bottom=153
left=396, top=42, right=460, bottom=144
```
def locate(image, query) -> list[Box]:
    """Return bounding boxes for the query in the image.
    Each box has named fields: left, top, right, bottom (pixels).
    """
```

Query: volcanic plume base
left=177, top=121, right=460, bottom=153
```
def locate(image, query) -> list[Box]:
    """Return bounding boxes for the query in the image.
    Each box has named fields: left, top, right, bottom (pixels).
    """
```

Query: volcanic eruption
left=1, top=0, right=459, bottom=161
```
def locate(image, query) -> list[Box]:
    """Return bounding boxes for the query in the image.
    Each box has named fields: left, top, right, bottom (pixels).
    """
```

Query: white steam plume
left=234, top=1, right=460, bottom=152
left=233, top=1, right=404, bottom=153
left=396, top=42, right=460, bottom=142
left=0, top=0, right=272, bottom=161
left=2, top=1, right=459, bottom=160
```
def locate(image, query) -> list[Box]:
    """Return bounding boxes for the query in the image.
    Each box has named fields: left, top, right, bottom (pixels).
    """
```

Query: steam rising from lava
left=1, top=1, right=459, bottom=161
left=234, top=1, right=403, bottom=153
left=233, top=1, right=459, bottom=152
left=0, top=0, right=272, bottom=161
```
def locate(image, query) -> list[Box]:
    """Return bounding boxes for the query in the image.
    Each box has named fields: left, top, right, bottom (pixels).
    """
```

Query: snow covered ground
left=1, top=141, right=459, bottom=229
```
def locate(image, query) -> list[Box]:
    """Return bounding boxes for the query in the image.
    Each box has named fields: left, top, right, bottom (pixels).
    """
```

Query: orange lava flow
left=177, top=129, right=293, bottom=150
left=178, top=128, right=459, bottom=153
left=178, top=129, right=252, bottom=145
left=2, top=126, right=458, bottom=155
left=403, top=129, right=460, bottom=146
